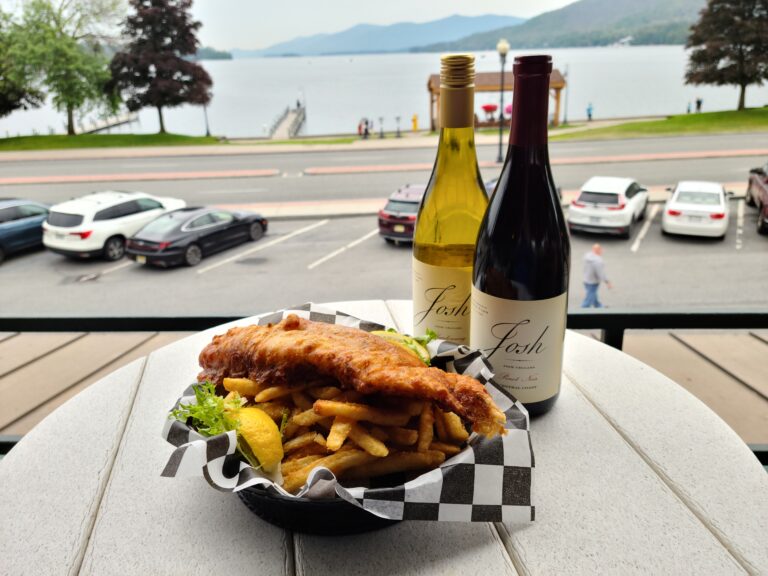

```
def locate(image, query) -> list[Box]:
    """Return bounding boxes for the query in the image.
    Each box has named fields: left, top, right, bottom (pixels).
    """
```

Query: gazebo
left=427, top=69, right=566, bottom=131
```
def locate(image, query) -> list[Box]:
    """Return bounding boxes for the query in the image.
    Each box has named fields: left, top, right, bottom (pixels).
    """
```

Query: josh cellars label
left=470, top=288, right=567, bottom=403
left=412, top=257, right=472, bottom=344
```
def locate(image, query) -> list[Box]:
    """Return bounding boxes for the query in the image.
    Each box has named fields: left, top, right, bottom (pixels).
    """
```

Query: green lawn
left=551, top=108, right=768, bottom=141
left=0, top=133, right=220, bottom=151
left=249, top=137, right=358, bottom=145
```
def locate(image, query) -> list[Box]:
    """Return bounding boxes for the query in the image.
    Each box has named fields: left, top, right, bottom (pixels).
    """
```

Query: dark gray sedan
left=126, top=207, right=268, bottom=267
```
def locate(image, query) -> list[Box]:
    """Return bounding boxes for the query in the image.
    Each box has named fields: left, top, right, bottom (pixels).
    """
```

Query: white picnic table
left=1, top=300, right=766, bottom=576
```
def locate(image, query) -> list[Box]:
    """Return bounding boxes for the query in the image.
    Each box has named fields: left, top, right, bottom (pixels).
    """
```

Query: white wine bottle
left=471, top=55, right=570, bottom=416
left=412, top=54, right=488, bottom=345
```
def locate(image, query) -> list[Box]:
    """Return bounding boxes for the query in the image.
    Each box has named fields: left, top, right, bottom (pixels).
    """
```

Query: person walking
left=695, top=97, right=703, bottom=113
left=586, top=102, right=594, bottom=121
left=582, top=243, right=612, bottom=308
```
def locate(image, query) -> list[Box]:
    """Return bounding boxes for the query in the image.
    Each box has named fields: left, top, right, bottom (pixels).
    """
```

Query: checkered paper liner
left=161, top=303, right=535, bottom=523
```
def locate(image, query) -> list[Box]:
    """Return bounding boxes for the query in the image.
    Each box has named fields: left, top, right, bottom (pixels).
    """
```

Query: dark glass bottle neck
left=509, top=73, right=550, bottom=147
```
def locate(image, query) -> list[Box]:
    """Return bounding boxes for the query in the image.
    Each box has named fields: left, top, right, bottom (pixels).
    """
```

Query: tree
left=107, top=0, right=212, bottom=134
left=0, top=11, right=43, bottom=118
left=685, top=0, right=768, bottom=110
left=15, top=0, right=122, bottom=135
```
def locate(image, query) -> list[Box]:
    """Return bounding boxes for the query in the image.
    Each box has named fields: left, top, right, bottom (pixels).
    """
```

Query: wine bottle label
left=470, top=287, right=567, bottom=404
left=412, top=257, right=472, bottom=344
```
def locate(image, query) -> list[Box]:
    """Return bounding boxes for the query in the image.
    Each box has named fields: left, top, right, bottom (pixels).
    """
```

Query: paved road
left=0, top=134, right=765, bottom=207
left=1, top=200, right=764, bottom=317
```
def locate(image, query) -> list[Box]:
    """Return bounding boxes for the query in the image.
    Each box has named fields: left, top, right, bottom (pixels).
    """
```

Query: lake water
left=3, top=45, right=768, bottom=138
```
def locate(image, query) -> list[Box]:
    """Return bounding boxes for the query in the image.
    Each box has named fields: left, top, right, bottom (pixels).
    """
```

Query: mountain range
left=230, top=0, right=707, bottom=58
left=419, top=0, right=706, bottom=51
left=231, top=14, right=524, bottom=58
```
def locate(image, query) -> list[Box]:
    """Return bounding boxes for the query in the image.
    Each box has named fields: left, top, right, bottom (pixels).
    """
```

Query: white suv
left=43, top=191, right=186, bottom=260
left=568, top=176, right=649, bottom=238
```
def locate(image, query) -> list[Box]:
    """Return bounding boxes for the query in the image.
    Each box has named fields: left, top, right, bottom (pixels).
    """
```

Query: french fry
left=385, top=426, right=418, bottom=446
left=292, top=408, right=329, bottom=427
left=434, top=409, right=449, bottom=441
left=405, top=400, right=425, bottom=416
left=326, top=416, right=353, bottom=451
left=291, top=391, right=314, bottom=411
left=255, top=383, right=311, bottom=403
left=223, top=377, right=265, bottom=397
left=416, top=402, right=434, bottom=452
left=281, top=454, right=322, bottom=476
left=443, top=411, right=470, bottom=442
left=313, top=399, right=411, bottom=427
left=344, top=450, right=446, bottom=480
left=285, top=442, right=327, bottom=460
left=283, top=449, right=377, bottom=493
left=348, top=422, right=389, bottom=457
left=283, top=432, right=326, bottom=453
left=369, top=426, right=390, bottom=442
left=256, top=402, right=290, bottom=422
left=429, top=441, right=462, bottom=456
left=307, top=386, right=343, bottom=400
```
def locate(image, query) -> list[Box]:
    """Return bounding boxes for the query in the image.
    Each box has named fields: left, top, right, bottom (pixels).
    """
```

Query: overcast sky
left=190, top=0, right=574, bottom=50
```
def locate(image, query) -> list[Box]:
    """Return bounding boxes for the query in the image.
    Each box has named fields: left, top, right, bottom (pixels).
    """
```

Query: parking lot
left=1, top=197, right=765, bottom=317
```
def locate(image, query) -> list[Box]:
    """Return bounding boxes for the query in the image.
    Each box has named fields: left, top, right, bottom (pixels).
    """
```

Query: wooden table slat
left=564, top=333, right=768, bottom=574
left=673, top=333, right=768, bottom=399
left=0, top=331, right=84, bottom=378
left=0, top=332, right=154, bottom=429
left=0, top=359, right=146, bottom=576
left=623, top=333, right=768, bottom=445
left=0, top=333, right=190, bottom=436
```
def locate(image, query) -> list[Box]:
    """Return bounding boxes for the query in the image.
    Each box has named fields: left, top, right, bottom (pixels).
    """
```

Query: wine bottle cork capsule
left=440, top=54, right=475, bottom=128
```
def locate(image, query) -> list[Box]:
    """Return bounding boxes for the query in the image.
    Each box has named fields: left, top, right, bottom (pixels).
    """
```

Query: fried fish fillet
left=198, top=314, right=506, bottom=437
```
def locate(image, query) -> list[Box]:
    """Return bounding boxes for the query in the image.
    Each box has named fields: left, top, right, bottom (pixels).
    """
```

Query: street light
left=379, top=116, right=384, bottom=139
left=496, top=38, right=510, bottom=164
left=203, top=103, right=211, bottom=137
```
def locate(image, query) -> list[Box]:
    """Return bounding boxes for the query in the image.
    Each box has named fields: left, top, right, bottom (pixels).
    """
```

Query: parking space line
left=307, top=229, right=379, bottom=270
left=196, top=219, right=330, bottom=275
left=100, top=261, right=135, bottom=275
left=630, top=204, right=659, bottom=253
left=736, top=199, right=744, bottom=250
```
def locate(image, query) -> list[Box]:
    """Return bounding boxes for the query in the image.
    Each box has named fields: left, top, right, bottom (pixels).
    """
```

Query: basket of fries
left=162, top=304, right=534, bottom=534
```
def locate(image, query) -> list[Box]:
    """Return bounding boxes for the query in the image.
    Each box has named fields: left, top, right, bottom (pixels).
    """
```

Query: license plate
left=136, top=255, right=146, bottom=264
left=688, top=216, right=703, bottom=222
left=55, top=233, right=65, bottom=239
left=589, top=216, right=601, bottom=223
left=393, top=224, right=405, bottom=233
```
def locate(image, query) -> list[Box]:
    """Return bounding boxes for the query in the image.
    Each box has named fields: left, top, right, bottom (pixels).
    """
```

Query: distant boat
left=611, top=36, right=633, bottom=47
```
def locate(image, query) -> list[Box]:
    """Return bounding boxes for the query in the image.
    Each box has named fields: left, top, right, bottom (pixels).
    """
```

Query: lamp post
left=563, top=64, right=569, bottom=126
left=379, top=116, right=384, bottom=139
left=203, top=103, right=211, bottom=137
left=496, top=38, right=510, bottom=164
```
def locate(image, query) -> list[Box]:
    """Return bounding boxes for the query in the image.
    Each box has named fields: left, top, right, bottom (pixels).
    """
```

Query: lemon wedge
left=237, top=407, right=284, bottom=473
left=371, top=330, right=431, bottom=365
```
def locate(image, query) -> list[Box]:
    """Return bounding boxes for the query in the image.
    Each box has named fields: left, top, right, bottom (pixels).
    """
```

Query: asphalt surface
left=0, top=133, right=766, bottom=207
left=1, top=200, right=765, bottom=317
left=0, top=132, right=765, bottom=316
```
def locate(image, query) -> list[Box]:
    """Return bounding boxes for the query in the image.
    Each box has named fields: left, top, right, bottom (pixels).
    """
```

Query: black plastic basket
left=237, top=485, right=399, bottom=535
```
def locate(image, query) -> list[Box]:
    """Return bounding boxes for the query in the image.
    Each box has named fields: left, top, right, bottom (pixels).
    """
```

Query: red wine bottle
left=470, top=55, right=570, bottom=417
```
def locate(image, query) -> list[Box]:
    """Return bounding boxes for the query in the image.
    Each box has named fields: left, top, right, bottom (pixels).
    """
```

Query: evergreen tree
left=0, top=11, right=43, bottom=118
left=108, top=0, right=212, bottom=133
left=685, top=0, right=768, bottom=110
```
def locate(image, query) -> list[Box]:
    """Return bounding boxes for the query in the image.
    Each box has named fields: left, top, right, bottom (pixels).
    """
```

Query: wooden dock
left=0, top=330, right=766, bottom=445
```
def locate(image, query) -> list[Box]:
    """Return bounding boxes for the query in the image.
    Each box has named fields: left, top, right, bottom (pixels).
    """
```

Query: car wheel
left=103, top=236, right=125, bottom=261
left=638, top=202, right=648, bottom=221
left=249, top=222, right=265, bottom=241
left=0, top=245, right=5, bottom=264
left=184, top=243, right=203, bottom=266
left=758, top=213, right=768, bottom=235
left=745, top=189, right=755, bottom=207
left=622, top=219, right=634, bottom=239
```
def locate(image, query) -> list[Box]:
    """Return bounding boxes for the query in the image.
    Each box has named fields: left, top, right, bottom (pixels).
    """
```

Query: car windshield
left=578, top=191, right=620, bottom=205
left=384, top=200, right=418, bottom=213
left=139, top=213, right=183, bottom=234
left=47, top=211, right=84, bottom=227
left=676, top=191, right=721, bottom=205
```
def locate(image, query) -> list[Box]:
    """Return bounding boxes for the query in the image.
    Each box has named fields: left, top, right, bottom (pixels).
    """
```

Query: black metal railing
left=1, top=309, right=766, bottom=351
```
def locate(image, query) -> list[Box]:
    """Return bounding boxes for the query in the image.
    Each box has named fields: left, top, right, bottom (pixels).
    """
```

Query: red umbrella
left=481, top=104, right=498, bottom=113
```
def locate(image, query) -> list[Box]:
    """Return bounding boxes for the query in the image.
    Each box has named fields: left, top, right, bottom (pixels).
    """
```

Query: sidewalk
left=0, top=118, right=664, bottom=163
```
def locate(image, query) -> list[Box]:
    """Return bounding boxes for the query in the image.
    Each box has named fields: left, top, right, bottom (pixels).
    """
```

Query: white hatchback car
left=43, top=191, right=186, bottom=260
left=568, top=176, right=649, bottom=238
left=661, top=181, right=730, bottom=239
